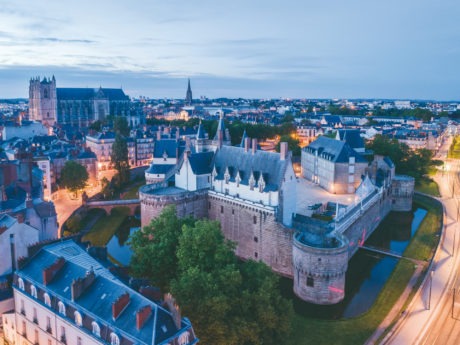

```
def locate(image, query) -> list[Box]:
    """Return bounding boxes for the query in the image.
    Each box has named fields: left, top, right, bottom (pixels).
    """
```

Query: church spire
left=185, top=78, right=192, bottom=105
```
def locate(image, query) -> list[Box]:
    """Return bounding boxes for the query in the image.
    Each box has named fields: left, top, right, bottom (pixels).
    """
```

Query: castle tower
left=28, top=76, right=57, bottom=127
left=185, top=78, right=192, bottom=105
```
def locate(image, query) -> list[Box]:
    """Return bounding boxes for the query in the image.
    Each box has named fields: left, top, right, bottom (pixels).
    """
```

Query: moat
left=282, top=207, right=427, bottom=319
left=92, top=205, right=426, bottom=320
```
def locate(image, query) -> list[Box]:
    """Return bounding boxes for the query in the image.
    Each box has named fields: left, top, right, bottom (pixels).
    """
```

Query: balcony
left=46, top=326, right=52, bottom=334
left=20, top=309, right=25, bottom=316
left=33, top=318, right=38, bottom=324
left=60, top=335, right=67, bottom=345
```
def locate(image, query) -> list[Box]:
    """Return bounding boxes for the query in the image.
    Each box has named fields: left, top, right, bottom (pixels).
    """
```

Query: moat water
left=280, top=207, right=427, bottom=319
left=102, top=207, right=427, bottom=320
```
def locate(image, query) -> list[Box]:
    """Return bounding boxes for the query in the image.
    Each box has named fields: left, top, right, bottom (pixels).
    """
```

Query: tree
left=113, top=116, right=130, bottom=136
left=60, top=161, right=88, bottom=197
left=276, top=134, right=301, bottom=156
left=100, top=177, right=113, bottom=199
left=129, top=205, right=194, bottom=292
left=129, top=208, right=293, bottom=345
left=111, top=134, right=130, bottom=188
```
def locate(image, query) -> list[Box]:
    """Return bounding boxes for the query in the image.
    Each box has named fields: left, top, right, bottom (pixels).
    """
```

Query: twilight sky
left=0, top=0, right=459, bottom=100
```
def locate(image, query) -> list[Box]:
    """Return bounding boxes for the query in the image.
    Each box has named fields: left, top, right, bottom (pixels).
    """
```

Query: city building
left=3, top=239, right=198, bottom=345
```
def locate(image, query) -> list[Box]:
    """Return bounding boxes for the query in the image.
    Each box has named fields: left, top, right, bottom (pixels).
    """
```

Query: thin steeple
left=185, top=78, right=193, bottom=105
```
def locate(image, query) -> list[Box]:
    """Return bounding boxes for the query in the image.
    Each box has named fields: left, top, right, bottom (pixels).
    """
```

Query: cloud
left=36, top=37, right=95, bottom=44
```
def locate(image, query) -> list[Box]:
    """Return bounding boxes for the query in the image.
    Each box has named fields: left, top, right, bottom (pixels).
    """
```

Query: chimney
left=176, top=127, right=180, bottom=139
left=244, top=138, right=251, bottom=152
left=43, top=257, right=65, bottom=285
left=280, top=142, right=288, bottom=161
left=252, top=138, right=257, bottom=155
left=156, top=131, right=161, bottom=141
left=136, top=305, right=152, bottom=330
left=71, top=270, right=96, bottom=301
left=112, top=292, right=130, bottom=320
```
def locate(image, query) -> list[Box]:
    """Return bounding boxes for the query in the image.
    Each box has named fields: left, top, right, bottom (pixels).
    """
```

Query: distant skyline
left=0, top=0, right=459, bottom=100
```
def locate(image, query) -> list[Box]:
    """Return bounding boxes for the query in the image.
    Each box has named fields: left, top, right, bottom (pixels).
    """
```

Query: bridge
left=84, top=199, right=140, bottom=215
left=360, top=245, right=426, bottom=265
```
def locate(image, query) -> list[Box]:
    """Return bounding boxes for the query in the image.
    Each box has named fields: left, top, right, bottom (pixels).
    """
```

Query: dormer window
left=110, top=333, right=120, bottom=345
left=235, top=171, right=241, bottom=187
left=58, top=301, right=66, bottom=315
left=44, top=293, right=51, bottom=307
left=224, top=167, right=230, bottom=184
left=249, top=172, right=255, bottom=191
left=30, top=285, right=37, bottom=298
left=258, top=174, right=266, bottom=193
left=18, top=277, right=25, bottom=291
left=74, top=311, right=82, bottom=327
left=91, top=321, right=100, bottom=337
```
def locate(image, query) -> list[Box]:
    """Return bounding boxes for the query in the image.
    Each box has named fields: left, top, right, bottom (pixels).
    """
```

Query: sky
left=0, top=0, right=459, bottom=100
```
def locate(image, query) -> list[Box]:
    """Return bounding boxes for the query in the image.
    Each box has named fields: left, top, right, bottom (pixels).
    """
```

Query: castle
left=29, top=76, right=130, bottom=127
left=139, top=121, right=414, bottom=305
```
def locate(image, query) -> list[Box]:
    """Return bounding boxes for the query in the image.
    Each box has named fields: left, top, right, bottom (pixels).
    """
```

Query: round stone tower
left=391, top=175, right=415, bottom=212
left=292, top=232, right=349, bottom=304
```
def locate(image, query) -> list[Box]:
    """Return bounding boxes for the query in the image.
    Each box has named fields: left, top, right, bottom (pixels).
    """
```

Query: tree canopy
left=111, top=134, right=130, bottom=187
left=60, top=161, right=88, bottom=196
left=129, top=206, right=293, bottom=345
left=113, top=116, right=130, bottom=136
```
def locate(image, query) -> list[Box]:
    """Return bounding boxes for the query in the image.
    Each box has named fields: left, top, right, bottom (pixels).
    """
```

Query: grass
left=287, top=194, right=443, bottom=345
left=287, top=260, right=416, bottom=345
left=404, top=194, right=443, bottom=261
left=82, top=207, right=130, bottom=246
left=415, top=178, right=440, bottom=197
left=121, top=180, right=144, bottom=200
left=62, top=208, right=105, bottom=237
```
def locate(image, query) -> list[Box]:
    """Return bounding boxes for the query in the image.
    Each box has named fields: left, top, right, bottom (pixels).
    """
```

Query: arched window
left=30, top=285, right=37, bottom=298
left=18, top=278, right=25, bottom=291
left=74, top=311, right=82, bottom=327
left=44, top=293, right=51, bottom=307
left=91, top=321, right=100, bottom=337
left=110, top=333, right=119, bottom=345
left=58, top=301, right=66, bottom=315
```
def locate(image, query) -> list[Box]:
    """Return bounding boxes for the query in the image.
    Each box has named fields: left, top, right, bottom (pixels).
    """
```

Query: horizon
left=1, top=1, right=459, bottom=100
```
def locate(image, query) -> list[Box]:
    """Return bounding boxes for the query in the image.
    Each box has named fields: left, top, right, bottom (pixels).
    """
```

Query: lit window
left=91, top=322, right=100, bottom=337
left=74, top=311, right=82, bottom=327
left=18, top=278, right=25, bottom=291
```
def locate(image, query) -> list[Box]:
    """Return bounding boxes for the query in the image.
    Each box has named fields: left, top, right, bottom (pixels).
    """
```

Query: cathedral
left=28, top=76, right=131, bottom=127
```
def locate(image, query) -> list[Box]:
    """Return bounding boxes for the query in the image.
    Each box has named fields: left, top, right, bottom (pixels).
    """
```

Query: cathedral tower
left=28, top=76, right=57, bottom=127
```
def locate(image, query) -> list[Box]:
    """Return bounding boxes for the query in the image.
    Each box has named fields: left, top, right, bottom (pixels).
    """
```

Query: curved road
left=385, top=136, right=460, bottom=345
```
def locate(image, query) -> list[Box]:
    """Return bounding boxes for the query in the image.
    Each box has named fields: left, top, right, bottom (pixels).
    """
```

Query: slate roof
left=196, top=122, right=206, bottom=139
left=153, top=139, right=184, bottom=159
left=57, top=88, right=129, bottom=101
left=303, top=136, right=367, bottom=163
left=187, top=151, right=214, bottom=175
left=146, top=164, right=176, bottom=175
left=212, top=146, right=289, bottom=191
left=33, top=201, right=57, bottom=218
left=337, top=129, right=364, bottom=150
left=16, top=240, right=197, bottom=345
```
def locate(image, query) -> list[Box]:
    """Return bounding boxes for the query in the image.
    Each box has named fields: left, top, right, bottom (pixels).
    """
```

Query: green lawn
left=404, top=195, right=443, bottom=261
left=287, top=194, right=442, bottom=345
left=121, top=180, right=144, bottom=199
left=82, top=207, right=130, bottom=246
left=415, top=179, right=440, bottom=197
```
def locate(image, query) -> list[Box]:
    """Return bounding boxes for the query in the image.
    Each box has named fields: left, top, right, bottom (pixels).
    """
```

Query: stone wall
left=391, top=175, right=415, bottom=212
left=292, top=233, right=348, bottom=304
left=208, top=192, right=294, bottom=277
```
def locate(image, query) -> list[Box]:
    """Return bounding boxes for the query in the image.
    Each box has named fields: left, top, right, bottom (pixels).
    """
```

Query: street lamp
left=427, top=270, right=434, bottom=310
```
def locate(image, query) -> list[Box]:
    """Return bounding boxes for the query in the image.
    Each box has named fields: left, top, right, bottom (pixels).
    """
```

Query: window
left=232, top=209, right=234, bottom=215
left=74, top=311, right=82, bottom=327
left=77, top=337, right=82, bottom=345
left=208, top=202, right=211, bottom=210
left=307, top=276, right=314, bottom=287
left=255, top=252, right=258, bottom=258
left=18, top=277, right=25, bottom=291
left=33, top=308, right=38, bottom=323
left=91, top=321, right=100, bottom=337
left=34, top=329, right=39, bottom=345
left=44, top=293, right=51, bottom=307
left=22, top=320, right=26, bottom=337
left=21, top=299, right=25, bottom=315
left=60, top=326, right=66, bottom=344
left=220, top=205, right=224, bottom=214
left=253, top=215, right=257, bottom=224
left=58, top=301, right=66, bottom=315
left=254, top=236, right=258, bottom=243
left=46, top=317, right=51, bottom=333
left=110, top=333, right=120, bottom=345
left=30, top=285, right=37, bottom=298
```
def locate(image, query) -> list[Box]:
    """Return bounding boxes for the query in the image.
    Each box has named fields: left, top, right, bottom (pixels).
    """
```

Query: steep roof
left=57, top=88, right=129, bottom=101
left=304, top=136, right=367, bottom=163
left=337, top=129, right=364, bottom=150
left=187, top=151, right=214, bottom=175
left=153, top=139, right=183, bottom=159
left=16, top=240, right=197, bottom=345
left=212, top=146, right=289, bottom=191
